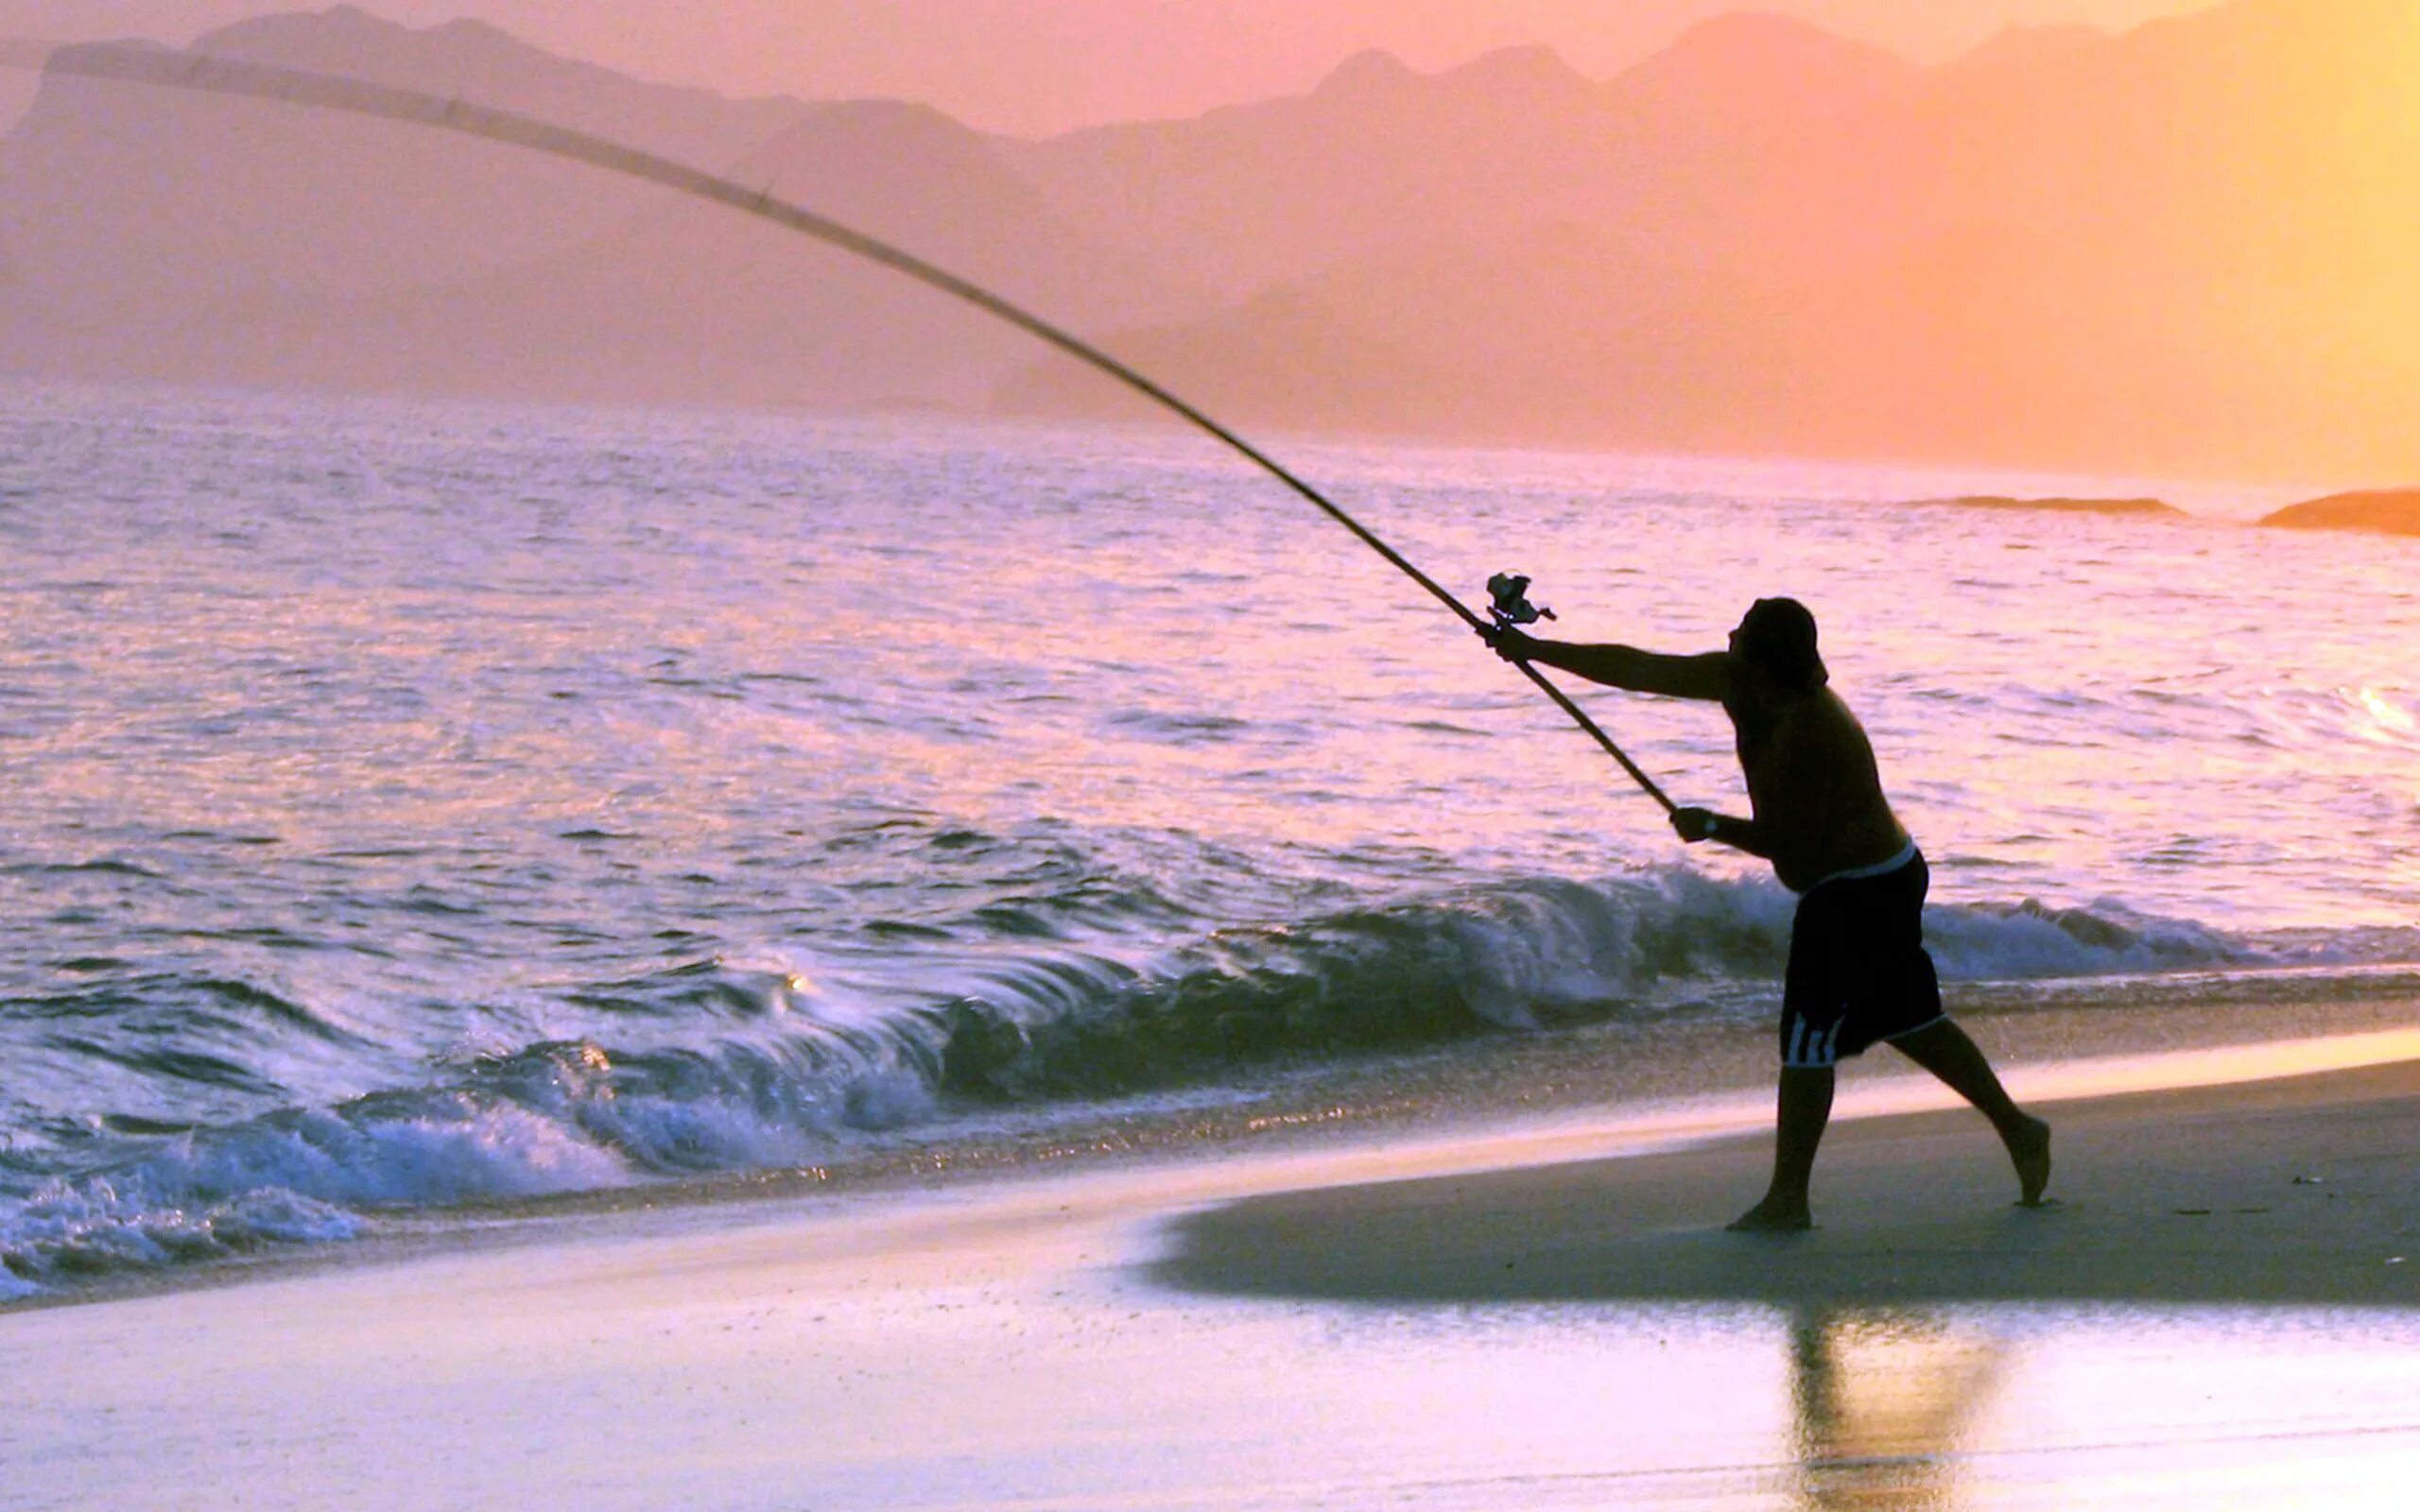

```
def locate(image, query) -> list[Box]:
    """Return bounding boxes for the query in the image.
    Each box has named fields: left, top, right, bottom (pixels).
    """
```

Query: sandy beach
left=6, top=1034, right=2418, bottom=1510
left=1164, top=1050, right=2420, bottom=1311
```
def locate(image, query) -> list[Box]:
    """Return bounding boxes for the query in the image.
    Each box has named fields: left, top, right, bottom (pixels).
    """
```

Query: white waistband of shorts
left=1806, top=838, right=1918, bottom=891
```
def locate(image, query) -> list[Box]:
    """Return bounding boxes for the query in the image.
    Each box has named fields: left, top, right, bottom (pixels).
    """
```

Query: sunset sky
left=4, top=1, right=2225, bottom=133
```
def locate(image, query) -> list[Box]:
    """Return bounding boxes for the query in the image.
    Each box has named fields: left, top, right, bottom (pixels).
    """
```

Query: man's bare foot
left=2008, top=1115, right=2052, bottom=1207
left=1726, top=1195, right=1814, bottom=1232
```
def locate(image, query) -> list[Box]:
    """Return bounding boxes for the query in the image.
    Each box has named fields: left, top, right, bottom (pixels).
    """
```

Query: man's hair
left=1737, top=597, right=1828, bottom=692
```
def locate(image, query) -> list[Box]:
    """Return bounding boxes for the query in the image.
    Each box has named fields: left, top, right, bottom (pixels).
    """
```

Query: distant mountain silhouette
left=1006, top=0, right=2420, bottom=480
left=224, top=99, right=1197, bottom=408
left=997, top=44, right=1617, bottom=304
left=0, top=7, right=1187, bottom=407
left=1611, top=12, right=1918, bottom=128
left=1945, top=23, right=2110, bottom=77
left=2, top=8, right=802, bottom=314
left=4, top=0, right=2417, bottom=481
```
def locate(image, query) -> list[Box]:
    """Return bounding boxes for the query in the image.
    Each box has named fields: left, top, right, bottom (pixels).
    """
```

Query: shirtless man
left=1483, top=596, right=2050, bottom=1229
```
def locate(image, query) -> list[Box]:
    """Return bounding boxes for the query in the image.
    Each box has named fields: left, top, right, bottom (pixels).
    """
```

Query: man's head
left=1731, top=597, right=1827, bottom=694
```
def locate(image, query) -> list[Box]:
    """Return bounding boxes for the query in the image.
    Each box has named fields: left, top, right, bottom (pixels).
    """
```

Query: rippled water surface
left=1, top=380, right=2414, bottom=1292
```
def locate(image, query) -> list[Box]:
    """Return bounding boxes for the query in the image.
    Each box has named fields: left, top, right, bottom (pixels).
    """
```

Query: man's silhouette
left=1485, top=596, right=2050, bottom=1229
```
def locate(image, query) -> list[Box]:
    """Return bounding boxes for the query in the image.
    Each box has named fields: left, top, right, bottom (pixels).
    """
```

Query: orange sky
left=2, top=1, right=2228, bottom=135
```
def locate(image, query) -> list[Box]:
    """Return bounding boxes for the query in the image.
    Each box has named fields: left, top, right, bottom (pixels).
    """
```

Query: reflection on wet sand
left=1789, top=1309, right=2011, bottom=1510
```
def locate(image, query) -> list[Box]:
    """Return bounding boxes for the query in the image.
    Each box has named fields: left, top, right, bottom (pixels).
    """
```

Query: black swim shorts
left=1778, top=848, right=1945, bottom=1068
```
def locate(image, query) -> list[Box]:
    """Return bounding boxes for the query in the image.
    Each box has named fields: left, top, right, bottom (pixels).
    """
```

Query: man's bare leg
left=1889, top=1019, right=2052, bottom=1204
left=1729, top=1065, right=1834, bottom=1230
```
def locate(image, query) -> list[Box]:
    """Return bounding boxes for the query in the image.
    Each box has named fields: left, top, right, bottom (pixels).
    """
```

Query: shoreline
left=5, top=1029, right=2418, bottom=1508
left=5, top=1010, right=2416, bottom=1323
left=8, top=996, right=2420, bottom=1315
left=1157, top=1051, right=2420, bottom=1311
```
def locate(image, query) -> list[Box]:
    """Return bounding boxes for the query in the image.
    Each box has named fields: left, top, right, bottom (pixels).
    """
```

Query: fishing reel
left=1485, top=572, right=1557, bottom=630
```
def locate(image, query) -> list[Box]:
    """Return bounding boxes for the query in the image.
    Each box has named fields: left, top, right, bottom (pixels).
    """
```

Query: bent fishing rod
left=0, top=38, right=1677, bottom=815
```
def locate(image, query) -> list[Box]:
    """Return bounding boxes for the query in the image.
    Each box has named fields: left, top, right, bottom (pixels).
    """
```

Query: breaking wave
left=3, top=868, right=2409, bottom=1295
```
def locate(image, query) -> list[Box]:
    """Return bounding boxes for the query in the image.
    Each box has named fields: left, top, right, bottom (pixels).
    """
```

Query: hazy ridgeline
left=3, top=0, right=2419, bottom=482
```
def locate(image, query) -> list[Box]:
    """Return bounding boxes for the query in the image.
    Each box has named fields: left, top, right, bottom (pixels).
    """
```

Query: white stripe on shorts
left=1785, top=1019, right=1839, bottom=1069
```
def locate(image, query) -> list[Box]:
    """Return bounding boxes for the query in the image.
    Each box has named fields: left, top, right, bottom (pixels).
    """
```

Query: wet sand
left=4, top=1040, right=2418, bottom=1509
left=1160, top=1056, right=2420, bottom=1310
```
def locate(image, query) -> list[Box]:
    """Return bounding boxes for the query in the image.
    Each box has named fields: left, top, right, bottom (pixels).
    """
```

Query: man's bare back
left=1733, top=687, right=1910, bottom=893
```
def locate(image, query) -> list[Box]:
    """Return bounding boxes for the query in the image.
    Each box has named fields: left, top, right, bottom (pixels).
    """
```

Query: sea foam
left=7, top=867, right=2369, bottom=1296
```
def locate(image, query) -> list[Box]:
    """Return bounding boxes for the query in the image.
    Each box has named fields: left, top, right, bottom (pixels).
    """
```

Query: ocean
left=2, top=378, right=2415, bottom=1297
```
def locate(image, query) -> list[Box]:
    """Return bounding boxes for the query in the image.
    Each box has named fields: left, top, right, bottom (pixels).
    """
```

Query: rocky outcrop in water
left=2258, top=490, right=2420, bottom=538
left=1918, top=497, right=2177, bottom=516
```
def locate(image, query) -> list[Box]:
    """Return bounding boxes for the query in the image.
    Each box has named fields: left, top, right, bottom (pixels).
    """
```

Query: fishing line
left=0, top=38, right=1677, bottom=814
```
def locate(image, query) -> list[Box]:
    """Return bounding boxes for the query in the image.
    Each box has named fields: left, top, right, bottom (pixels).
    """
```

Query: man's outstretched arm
left=1481, top=626, right=1734, bottom=701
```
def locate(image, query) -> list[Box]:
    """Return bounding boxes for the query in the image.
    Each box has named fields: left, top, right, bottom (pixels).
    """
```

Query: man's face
left=1727, top=616, right=1776, bottom=701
